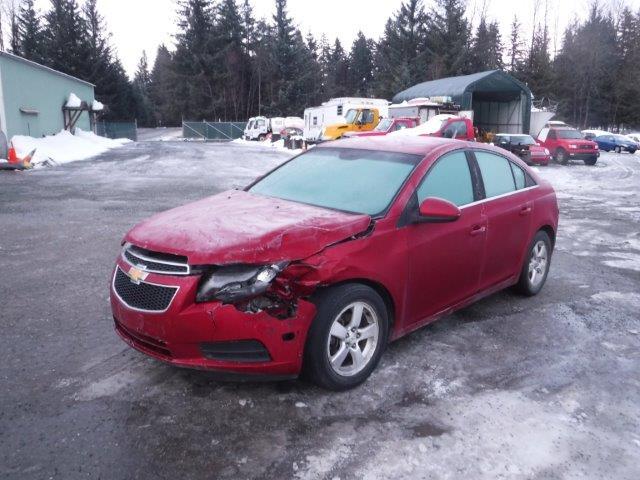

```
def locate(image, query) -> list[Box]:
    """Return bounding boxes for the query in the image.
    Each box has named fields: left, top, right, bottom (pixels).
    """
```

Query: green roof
left=392, top=70, right=532, bottom=108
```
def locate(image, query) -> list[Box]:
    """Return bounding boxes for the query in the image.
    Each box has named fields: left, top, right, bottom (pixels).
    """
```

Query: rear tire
left=555, top=148, right=568, bottom=165
left=515, top=231, right=552, bottom=296
left=615, top=146, right=622, bottom=153
left=304, top=284, right=389, bottom=391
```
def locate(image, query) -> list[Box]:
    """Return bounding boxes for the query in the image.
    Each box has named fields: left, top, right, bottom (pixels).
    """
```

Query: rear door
left=472, top=151, right=535, bottom=288
left=405, top=150, right=487, bottom=324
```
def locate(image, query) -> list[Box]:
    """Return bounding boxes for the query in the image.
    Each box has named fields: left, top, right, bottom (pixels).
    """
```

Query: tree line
left=3, top=0, right=640, bottom=130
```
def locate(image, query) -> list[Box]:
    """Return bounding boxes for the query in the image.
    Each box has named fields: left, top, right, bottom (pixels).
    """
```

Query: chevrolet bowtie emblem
left=127, top=266, right=149, bottom=284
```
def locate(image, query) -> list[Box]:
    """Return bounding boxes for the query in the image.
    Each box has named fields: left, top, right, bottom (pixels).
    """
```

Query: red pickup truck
left=537, top=126, right=599, bottom=165
left=390, top=114, right=475, bottom=141
left=343, top=117, right=419, bottom=138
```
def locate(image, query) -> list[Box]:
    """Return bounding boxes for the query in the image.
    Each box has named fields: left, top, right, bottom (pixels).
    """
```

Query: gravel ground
left=1, top=140, right=639, bottom=480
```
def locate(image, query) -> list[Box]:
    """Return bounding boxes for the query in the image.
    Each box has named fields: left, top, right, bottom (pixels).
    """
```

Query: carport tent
left=392, top=70, right=532, bottom=134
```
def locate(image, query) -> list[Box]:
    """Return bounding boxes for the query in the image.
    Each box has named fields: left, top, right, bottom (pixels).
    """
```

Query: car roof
left=315, top=135, right=465, bottom=156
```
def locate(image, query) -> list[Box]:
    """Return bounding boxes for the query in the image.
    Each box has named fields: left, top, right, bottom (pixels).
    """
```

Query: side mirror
left=417, top=197, right=461, bottom=223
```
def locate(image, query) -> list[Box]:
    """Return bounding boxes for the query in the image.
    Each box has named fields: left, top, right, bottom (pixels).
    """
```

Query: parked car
left=343, top=117, right=419, bottom=138
left=111, top=137, right=559, bottom=390
left=493, top=133, right=551, bottom=165
left=594, top=134, right=637, bottom=154
left=581, top=129, right=609, bottom=141
left=537, top=126, right=599, bottom=165
left=391, top=114, right=475, bottom=141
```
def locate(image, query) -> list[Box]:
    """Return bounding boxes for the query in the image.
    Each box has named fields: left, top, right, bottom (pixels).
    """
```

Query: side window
left=538, top=128, right=549, bottom=141
left=417, top=151, right=474, bottom=207
left=257, top=119, right=265, bottom=128
left=510, top=162, right=526, bottom=190
left=475, top=152, right=516, bottom=198
left=395, top=122, right=408, bottom=131
left=364, top=110, right=374, bottom=123
left=443, top=121, right=467, bottom=137
left=547, top=130, right=557, bottom=140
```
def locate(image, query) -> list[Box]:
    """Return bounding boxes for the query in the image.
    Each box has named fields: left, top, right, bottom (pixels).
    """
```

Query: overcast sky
left=33, top=0, right=640, bottom=77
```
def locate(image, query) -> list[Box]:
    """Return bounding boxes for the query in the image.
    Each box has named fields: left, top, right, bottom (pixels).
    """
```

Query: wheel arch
left=313, top=278, right=396, bottom=331
left=538, top=224, right=556, bottom=248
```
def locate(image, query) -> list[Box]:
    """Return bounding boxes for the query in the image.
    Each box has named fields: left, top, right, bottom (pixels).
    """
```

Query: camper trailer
left=303, top=98, right=389, bottom=142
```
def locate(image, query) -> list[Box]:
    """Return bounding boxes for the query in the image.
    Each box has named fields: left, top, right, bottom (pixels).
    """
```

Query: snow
left=389, top=114, right=457, bottom=137
left=11, top=129, right=131, bottom=167
left=66, top=93, right=82, bottom=109
left=231, top=137, right=305, bottom=155
left=92, top=100, right=104, bottom=112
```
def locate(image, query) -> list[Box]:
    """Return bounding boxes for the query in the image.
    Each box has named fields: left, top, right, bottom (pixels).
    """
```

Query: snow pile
left=66, top=93, right=82, bottom=108
left=12, top=129, right=131, bottom=167
left=389, top=114, right=457, bottom=137
left=92, top=100, right=104, bottom=112
left=232, top=137, right=305, bottom=155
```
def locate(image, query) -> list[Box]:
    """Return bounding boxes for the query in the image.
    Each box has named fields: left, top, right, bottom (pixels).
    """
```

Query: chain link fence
left=96, top=121, right=138, bottom=141
left=182, top=121, right=246, bottom=141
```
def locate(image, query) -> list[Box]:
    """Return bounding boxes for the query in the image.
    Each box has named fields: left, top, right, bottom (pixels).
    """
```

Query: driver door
left=405, top=150, right=487, bottom=325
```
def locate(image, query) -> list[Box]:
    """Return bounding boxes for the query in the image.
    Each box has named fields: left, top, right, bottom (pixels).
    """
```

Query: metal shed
left=0, top=51, right=95, bottom=141
left=392, top=70, right=532, bottom=134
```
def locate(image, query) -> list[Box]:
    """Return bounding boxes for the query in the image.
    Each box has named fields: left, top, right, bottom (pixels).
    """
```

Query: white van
left=243, top=116, right=269, bottom=141
left=303, top=98, right=389, bottom=142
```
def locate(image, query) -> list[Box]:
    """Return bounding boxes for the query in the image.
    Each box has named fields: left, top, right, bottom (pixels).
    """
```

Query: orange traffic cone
left=8, top=144, right=18, bottom=163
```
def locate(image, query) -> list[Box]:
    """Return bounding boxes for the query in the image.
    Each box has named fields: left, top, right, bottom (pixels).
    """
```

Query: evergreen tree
left=325, top=38, right=349, bottom=98
left=133, top=51, right=154, bottom=126
left=149, top=44, right=180, bottom=126
left=348, top=31, right=375, bottom=96
left=42, top=0, right=90, bottom=79
left=374, top=0, right=429, bottom=99
left=470, top=19, right=503, bottom=72
left=507, top=16, right=524, bottom=72
left=15, top=0, right=45, bottom=62
left=427, top=0, right=472, bottom=78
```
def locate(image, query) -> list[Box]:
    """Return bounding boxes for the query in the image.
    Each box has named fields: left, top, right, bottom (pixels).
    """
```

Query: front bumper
left=567, top=150, right=599, bottom=160
left=110, top=258, right=316, bottom=377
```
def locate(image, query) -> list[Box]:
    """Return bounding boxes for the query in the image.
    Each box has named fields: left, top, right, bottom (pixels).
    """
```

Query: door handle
left=470, top=225, right=486, bottom=236
left=519, top=205, right=532, bottom=216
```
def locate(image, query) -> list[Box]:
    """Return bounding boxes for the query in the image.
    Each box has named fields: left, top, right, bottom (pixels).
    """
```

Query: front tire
left=615, top=146, right=622, bottom=153
left=584, top=157, right=597, bottom=166
left=304, top=284, right=389, bottom=391
left=515, top=231, right=552, bottom=296
left=555, top=148, right=568, bottom=165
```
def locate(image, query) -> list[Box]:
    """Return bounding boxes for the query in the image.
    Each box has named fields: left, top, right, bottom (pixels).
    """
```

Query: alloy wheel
left=528, top=240, right=548, bottom=288
left=327, top=301, right=379, bottom=377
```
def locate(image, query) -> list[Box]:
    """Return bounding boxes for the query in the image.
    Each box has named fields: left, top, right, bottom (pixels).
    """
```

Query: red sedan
left=111, top=137, right=559, bottom=390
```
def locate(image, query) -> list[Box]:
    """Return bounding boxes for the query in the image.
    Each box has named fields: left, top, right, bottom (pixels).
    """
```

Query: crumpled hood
left=125, top=190, right=371, bottom=265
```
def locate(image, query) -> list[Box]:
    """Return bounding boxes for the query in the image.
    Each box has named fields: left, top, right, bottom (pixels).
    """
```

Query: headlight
left=594, top=144, right=599, bottom=149
left=544, top=148, right=550, bottom=155
left=196, top=262, right=288, bottom=304
left=569, top=144, right=578, bottom=149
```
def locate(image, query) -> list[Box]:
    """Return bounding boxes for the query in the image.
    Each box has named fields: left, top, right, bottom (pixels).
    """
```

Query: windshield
left=344, top=109, right=358, bottom=124
left=249, top=147, right=421, bottom=216
left=375, top=119, right=393, bottom=131
left=556, top=129, right=583, bottom=139
left=509, top=135, right=536, bottom=145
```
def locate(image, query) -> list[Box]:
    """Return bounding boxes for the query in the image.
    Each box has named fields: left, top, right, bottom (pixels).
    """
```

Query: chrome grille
left=123, top=245, right=189, bottom=275
left=113, top=267, right=178, bottom=312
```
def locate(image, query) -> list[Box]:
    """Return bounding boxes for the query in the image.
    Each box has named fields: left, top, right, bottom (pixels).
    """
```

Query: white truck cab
left=243, top=116, right=269, bottom=141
